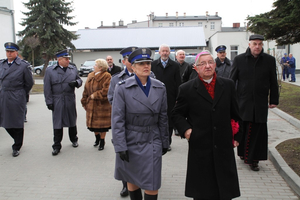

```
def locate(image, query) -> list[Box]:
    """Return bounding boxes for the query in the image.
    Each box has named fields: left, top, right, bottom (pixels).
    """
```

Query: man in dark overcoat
left=230, top=34, right=279, bottom=171
left=106, top=55, right=122, bottom=75
left=151, top=44, right=181, bottom=151
left=0, top=42, right=34, bottom=157
left=172, top=51, right=242, bottom=199
left=44, top=49, right=83, bottom=156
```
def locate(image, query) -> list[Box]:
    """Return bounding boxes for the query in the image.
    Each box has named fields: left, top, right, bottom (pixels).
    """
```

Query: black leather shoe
left=72, top=142, right=78, bottom=148
left=240, top=156, right=244, bottom=160
left=52, top=149, right=60, bottom=156
left=120, top=186, right=128, bottom=197
left=167, top=146, right=172, bottom=151
left=250, top=162, right=259, bottom=171
left=12, top=150, right=19, bottom=157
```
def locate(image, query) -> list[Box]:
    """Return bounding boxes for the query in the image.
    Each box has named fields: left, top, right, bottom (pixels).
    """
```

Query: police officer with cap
left=0, top=42, right=34, bottom=157
left=108, top=46, right=156, bottom=196
left=44, top=49, right=83, bottom=156
left=112, top=48, right=169, bottom=200
left=214, top=45, right=232, bottom=78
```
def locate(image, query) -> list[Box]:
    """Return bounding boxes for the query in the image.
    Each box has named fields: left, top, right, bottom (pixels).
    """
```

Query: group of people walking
left=0, top=33, right=280, bottom=200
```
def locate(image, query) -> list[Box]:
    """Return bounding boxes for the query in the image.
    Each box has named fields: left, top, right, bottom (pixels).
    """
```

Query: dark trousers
left=52, top=126, right=78, bottom=150
left=6, top=128, right=24, bottom=150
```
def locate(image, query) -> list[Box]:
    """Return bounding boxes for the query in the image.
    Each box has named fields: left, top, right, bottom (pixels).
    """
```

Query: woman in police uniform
left=112, top=48, right=169, bottom=200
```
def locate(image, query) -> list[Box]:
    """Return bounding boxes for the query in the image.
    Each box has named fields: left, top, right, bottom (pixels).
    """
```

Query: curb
left=269, top=108, right=300, bottom=197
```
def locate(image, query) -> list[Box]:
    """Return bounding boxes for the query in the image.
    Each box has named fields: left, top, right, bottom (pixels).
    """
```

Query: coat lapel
left=213, top=78, right=224, bottom=107
left=194, top=78, right=213, bottom=104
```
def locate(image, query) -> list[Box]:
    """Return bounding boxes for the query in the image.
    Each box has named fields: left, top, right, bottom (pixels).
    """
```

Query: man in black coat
left=230, top=34, right=279, bottom=171
left=172, top=50, right=242, bottom=199
left=151, top=44, right=181, bottom=151
left=106, top=55, right=122, bottom=75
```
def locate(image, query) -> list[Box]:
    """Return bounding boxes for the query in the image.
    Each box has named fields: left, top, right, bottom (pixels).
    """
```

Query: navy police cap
left=249, top=34, right=264, bottom=41
left=56, top=49, right=71, bottom=58
left=120, top=46, right=138, bottom=58
left=215, top=45, right=226, bottom=53
left=4, top=42, right=19, bottom=51
left=128, top=48, right=152, bottom=64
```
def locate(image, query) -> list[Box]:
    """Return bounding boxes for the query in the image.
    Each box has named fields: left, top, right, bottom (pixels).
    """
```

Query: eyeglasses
left=196, top=60, right=215, bottom=67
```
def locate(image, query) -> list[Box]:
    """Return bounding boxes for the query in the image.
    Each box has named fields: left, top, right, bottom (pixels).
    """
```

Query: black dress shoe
left=250, top=162, right=259, bottom=171
left=52, top=149, right=60, bottom=156
left=120, top=186, right=128, bottom=197
left=12, top=150, right=19, bottom=157
left=240, top=156, right=244, bottom=160
left=72, top=142, right=79, bottom=148
left=167, top=146, right=172, bottom=151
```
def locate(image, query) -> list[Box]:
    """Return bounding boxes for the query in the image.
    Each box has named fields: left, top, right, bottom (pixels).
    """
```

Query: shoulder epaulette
left=21, top=60, right=30, bottom=64
left=118, top=80, right=125, bottom=85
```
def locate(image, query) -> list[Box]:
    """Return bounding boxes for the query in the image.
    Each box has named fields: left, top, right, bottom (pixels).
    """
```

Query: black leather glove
left=68, top=81, right=78, bottom=87
left=47, top=104, right=54, bottom=111
left=162, top=148, right=168, bottom=155
left=119, top=151, right=129, bottom=162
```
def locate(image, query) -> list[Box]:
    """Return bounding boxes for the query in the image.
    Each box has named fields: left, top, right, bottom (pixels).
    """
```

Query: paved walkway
left=0, top=75, right=300, bottom=200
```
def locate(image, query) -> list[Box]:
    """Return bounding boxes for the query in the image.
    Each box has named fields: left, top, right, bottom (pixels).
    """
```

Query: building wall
left=0, top=9, right=15, bottom=58
left=0, top=0, right=15, bottom=58
left=209, top=31, right=251, bottom=61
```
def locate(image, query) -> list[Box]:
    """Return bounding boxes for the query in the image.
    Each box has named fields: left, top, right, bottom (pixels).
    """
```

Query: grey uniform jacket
left=108, top=69, right=156, bottom=105
left=44, top=64, right=82, bottom=129
left=0, top=57, right=34, bottom=128
left=112, top=76, right=169, bottom=190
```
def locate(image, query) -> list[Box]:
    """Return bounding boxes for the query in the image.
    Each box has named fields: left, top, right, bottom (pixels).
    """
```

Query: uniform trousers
left=6, top=128, right=24, bottom=151
left=52, top=126, right=78, bottom=150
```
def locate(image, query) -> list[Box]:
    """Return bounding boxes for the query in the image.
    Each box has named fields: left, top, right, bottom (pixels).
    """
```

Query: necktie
left=162, top=61, right=166, bottom=68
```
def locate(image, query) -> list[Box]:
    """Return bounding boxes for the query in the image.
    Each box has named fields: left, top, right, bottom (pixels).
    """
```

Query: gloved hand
left=162, top=148, right=168, bottom=155
left=68, top=81, right=78, bottom=87
left=47, top=104, right=54, bottom=111
left=119, top=151, right=129, bottom=162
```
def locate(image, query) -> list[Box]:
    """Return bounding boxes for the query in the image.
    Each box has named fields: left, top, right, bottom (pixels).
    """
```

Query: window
left=277, top=45, right=285, bottom=49
left=158, top=23, right=163, bottom=27
left=198, top=22, right=202, bottom=27
left=210, top=22, right=215, bottom=30
left=179, top=22, right=184, bottom=27
left=230, top=46, right=238, bottom=61
left=169, top=23, right=174, bottom=27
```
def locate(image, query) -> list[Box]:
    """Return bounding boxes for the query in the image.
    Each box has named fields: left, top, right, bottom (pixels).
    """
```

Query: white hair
left=159, top=44, right=170, bottom=52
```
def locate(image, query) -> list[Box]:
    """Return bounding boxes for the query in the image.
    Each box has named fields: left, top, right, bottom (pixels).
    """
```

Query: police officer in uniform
left=215, top=45, right=232, bottom=78
left=0, top=42, right=34, bottom=157
left=44, top=49, right=83, bottom=156
left=112, top=48, right=169, bottom=200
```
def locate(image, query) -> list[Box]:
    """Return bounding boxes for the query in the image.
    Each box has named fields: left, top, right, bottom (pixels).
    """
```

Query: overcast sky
left=13, top=0, right=276, bottom=32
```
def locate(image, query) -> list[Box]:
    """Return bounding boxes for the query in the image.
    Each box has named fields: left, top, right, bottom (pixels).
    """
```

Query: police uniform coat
left=230, top=48, right=279, bottom=123
left=0, top=57, right=34, bottom=128
left=108, top=69, right=156, bottom=104
left=215, top=57, right=232, bottom=78
left=44, top=64, right=82, bottom=129
left=171, top=77, right=242, bottom=199
left=151, top=58, right=181, bottom=127
left=81, top=71, right=111, bottom=129
left=112, top=76, right=169, bottom=190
